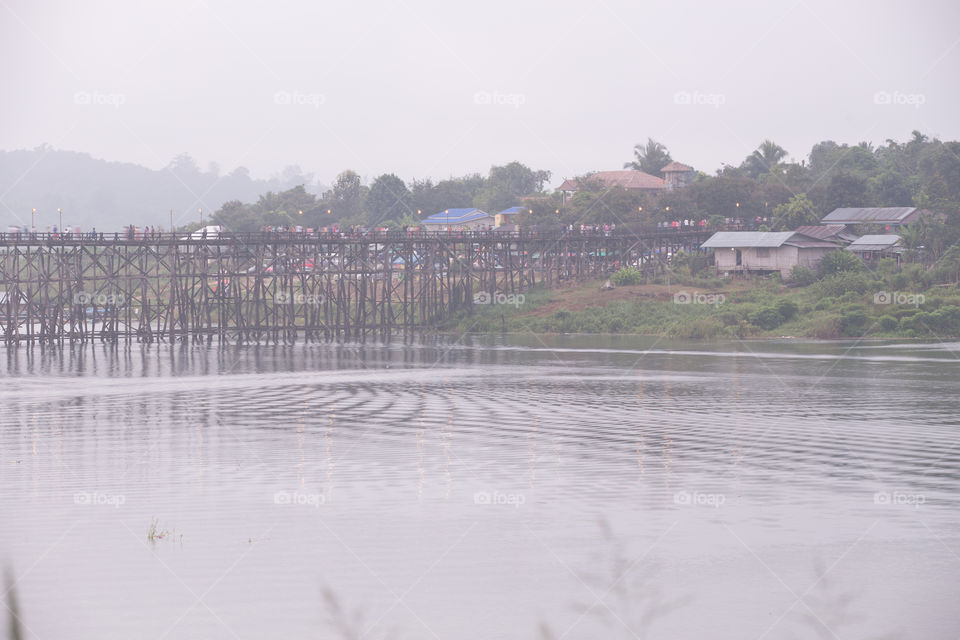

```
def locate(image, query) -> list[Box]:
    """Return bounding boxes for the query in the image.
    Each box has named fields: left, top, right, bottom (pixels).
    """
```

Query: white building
left=701, top=231, right=841, bottom=277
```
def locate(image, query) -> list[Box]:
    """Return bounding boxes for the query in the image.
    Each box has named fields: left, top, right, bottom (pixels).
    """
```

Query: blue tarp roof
left=422, top=208, right=492, bottom=224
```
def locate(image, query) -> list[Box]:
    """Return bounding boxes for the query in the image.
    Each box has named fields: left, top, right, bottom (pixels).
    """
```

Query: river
left=1, top=336, right=958, bottom=639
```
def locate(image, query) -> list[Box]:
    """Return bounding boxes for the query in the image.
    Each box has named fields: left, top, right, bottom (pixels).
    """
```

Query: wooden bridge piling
left=0, top=229, right=709, bottom=344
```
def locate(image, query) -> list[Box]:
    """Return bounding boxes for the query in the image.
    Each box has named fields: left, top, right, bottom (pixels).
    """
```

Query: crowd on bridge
left=1, top=216, right=772, bottom=244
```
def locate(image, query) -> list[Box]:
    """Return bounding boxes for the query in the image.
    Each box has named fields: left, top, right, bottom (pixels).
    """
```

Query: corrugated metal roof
left=794, top=225, right=848, bottom=239
left=498, top=206, right=526, bottom=215
left=848, top=234, right=901, bottom=246
left=846, top=244, right=902, bottom=252
left=846, top=235, right=902, bottom=251
left=422, top=208, right=493, bottom=224
left=786, top=239, right=843, bottom=249
left=701, top=232, right=796, bottom=248
left=821, top=207, right=917, bottom=223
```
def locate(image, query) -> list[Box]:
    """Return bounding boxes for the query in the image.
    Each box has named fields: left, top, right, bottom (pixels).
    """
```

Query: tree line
left=211, top=162, right=552, bottom=232
left=211, top=131, right=960, bottom=253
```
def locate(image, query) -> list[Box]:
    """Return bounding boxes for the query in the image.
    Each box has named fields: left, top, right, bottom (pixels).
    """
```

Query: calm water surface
left=1, top=336, right=959, bottom=639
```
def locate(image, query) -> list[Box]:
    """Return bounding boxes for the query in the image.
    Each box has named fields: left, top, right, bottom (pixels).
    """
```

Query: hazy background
left=3, top=0, right=959, bottom=179
left=0, top=0, right=958, bottom=228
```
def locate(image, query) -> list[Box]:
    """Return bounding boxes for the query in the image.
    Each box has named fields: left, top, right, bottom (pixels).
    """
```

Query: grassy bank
left=449, top=268, right=960, bottom=339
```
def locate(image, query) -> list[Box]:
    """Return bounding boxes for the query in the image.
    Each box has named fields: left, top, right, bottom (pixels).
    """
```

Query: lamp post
left=31, top=208, right=36, bottom=231
left=170, top=209, right=174, bottom=234
left=199, top=208, right=203, bottom=227
left=58, top=208, right=62, bottom=233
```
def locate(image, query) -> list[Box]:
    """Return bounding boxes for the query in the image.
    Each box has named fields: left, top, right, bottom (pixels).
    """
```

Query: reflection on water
left=1, top=336, right=958, bottom=639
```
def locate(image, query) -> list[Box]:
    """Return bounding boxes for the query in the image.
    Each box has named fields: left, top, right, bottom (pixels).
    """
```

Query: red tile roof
left=558, top=170, right=665, bottom=192
left=660, top=161, right=693, bottom=173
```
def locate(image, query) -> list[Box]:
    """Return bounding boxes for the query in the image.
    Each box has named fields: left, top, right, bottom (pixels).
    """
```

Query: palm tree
left=899, top=224, right=923, bottom=251
left=742, top=140, right=787, bottom=178
left=624, top=138, right=672, bottom=175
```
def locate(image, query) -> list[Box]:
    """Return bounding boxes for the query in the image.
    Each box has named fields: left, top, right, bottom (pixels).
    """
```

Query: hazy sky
left=2, top=0, right=958, bottom=188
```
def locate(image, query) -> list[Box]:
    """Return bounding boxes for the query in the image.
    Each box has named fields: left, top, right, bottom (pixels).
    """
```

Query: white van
left=182, top=225, right=223, bottom=240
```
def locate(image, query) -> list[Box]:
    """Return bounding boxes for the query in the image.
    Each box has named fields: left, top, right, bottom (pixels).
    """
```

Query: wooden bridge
left=0, top=229, right=709, bottom=344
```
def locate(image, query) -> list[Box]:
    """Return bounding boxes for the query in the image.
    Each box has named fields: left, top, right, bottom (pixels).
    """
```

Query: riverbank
left=451, top=270, right=960, bottom=339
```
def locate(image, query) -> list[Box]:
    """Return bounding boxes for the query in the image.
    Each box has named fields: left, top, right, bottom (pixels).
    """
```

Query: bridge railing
left=0, top=227, right=716, bottom=245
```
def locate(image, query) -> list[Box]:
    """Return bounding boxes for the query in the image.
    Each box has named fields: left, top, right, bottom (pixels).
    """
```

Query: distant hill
left=0, top=146, right=325, bottom=231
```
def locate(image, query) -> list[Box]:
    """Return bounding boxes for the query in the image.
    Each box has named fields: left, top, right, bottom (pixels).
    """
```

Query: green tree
left=410, top=174, right=486, bottom=217
left=365, top=173, right=411, bottom=225
left=867, top=169, right=913, bottom=206
left=211, top=200, right=260, bottom=231
left=825, top=171, right=868, bottom=210
left=687, top=175, right=757, bottom=219
left=808, top=140, right=877, bottom=178
left=331, top=170, right=365, bottom=222
left=771, top=194, right=819, bottom=230
left=818, top=249, right=863, bottom=278
left=624, top=138, right=672, bottom=175
left=566, top=186, right=646, bottom=224
left=741, top=140, right=788, bottom=178
left=475, top=162, right=551, bottom=212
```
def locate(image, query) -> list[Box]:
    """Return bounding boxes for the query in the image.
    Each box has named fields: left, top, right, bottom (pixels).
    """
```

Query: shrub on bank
left=718, top=310, right=741, bottom=326
left=774, top=298, right=799, bottom=321
left=818, top=250, right=863, bottom=278
left=789, top=265, right=818, bottom=286
left=840, top=308, right=870, bottom=336
left=815, top=272, right=874, bottom=297
left=611, top=267, right=644, bottom=286
left=811, top=315, right=842, bottom=338
left=878, top=315, right=899, bottom=331
left=900, top=305, right=960, bottom=335
left=748, top=307, right=783, bottom=330
left=673, top=316, right=724, bottom=339
left=813, top=297, right=836, bottom=311
left=452, top=273, right=960, bottom=339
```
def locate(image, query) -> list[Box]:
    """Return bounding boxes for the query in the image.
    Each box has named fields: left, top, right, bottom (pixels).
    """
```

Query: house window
left=756, top=248, right=770, bottom=258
